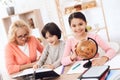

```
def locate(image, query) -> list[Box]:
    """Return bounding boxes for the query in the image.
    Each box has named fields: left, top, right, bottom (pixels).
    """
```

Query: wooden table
left=53, top=65, right=81, bottom=80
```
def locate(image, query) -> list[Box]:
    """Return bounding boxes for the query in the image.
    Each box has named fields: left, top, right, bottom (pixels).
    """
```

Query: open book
left=12, top=66, right=64, bottom=79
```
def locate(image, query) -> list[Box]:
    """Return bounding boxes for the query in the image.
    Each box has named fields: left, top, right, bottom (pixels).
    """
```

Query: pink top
left=5, top=36, right=44, bottom=74
left=61, top=33, right=116, bottom=66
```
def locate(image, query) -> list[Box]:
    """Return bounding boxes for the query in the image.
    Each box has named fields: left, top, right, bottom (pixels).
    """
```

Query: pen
left=61, top=65, right=64, bottom=74
left=72, top=63, right=81, bottom=70
left=33, top=69, right=36, bottom=80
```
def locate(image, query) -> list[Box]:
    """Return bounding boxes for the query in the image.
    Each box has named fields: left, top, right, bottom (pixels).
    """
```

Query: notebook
left=77, top=65, right=110, bottom=80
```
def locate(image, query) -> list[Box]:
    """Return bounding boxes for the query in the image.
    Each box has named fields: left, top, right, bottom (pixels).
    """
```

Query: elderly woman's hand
left=20, top=61, right=37, bottom=71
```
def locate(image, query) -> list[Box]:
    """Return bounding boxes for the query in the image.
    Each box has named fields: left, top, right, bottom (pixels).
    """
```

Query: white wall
left=0, top=19, right=9, bottom=80
left=0, top=0, right=120, bottom=80
left=61, top=0, right=120, bottom=43
left=102, top=0, right=120, bottom=43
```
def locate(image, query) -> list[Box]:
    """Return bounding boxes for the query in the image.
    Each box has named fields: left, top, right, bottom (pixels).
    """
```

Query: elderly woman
left=5, top=20, right=44, bottom=74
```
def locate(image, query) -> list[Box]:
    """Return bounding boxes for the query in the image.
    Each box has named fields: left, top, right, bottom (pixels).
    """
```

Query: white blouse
left=18, top=43, right=29, bottom=57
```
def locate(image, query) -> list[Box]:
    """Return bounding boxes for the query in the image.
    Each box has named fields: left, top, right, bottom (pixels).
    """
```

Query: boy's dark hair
left=41, top=22, right=61, bottom=39
left=68, top=12, right=87, bottom=32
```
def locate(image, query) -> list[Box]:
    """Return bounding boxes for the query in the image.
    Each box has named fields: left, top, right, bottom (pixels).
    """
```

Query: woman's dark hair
left=68, top=12, right=87, bottom=32
left=41, top=22, right=61, bottom=39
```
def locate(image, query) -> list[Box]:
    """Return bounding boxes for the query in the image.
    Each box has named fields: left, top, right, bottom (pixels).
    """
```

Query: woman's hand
left=20, top=61, right=37, bottom=71
left=92, top=56, right=109, bottom=66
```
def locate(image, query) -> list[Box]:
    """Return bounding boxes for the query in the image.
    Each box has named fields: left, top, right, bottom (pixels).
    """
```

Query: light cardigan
left=37, top=40, right=65, bottom=68
left=5, top=36, right=44, bottom=74
left=61, top=33, right=116, bottom=66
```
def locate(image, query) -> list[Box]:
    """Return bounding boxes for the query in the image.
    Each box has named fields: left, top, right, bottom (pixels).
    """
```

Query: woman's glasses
left=17, top=33, right=28, bottom=39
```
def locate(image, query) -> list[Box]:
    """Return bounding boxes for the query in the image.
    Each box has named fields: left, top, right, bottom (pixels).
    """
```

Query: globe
left=75, top=37, right=98, bottom=68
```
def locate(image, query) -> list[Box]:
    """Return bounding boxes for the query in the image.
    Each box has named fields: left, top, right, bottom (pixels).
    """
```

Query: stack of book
left=77, top=65, right=110, bottom=80
left=106, top=69, right=120, bottom=80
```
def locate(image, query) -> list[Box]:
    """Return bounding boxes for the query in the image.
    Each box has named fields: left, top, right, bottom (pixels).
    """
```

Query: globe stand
left=83, top=60, right=92, bottom=68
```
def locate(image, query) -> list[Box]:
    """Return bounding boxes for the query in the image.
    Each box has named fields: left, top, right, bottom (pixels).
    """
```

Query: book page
left=12, top=68, right=52, bottom=78
left=67, top=61, right=88, bottom=74
left=35, top=68, right=52, bottom=73
left=12, top=68, right=34, bottom=78
left=54, top=65, right=64, bottom=74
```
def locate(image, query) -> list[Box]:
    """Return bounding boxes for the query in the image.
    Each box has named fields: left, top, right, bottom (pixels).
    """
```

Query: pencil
left=72, top=63, right=81, bottom=70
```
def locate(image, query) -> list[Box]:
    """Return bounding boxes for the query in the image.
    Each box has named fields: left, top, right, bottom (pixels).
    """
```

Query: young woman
left=61, top=12, right=116, bottom=66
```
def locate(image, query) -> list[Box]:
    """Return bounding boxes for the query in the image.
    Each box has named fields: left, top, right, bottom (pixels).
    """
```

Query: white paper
left=105, top=54, right=120, bottom=69
left=35, top=68, right=52, bottom=73
left=67, top=61, right=88, bottom=74
left=54, top=65, right=64, bottom=74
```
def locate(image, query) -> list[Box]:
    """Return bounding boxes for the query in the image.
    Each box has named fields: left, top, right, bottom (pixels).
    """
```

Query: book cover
left=99, top=69, right=110, bottom=80
left=35, top=69, right=60, bottom=79
left=77, top=65, right=110, bottom=80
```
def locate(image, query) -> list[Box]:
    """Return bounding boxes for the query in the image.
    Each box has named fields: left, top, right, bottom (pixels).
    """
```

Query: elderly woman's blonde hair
left=8, top=20, right=31, bottom=43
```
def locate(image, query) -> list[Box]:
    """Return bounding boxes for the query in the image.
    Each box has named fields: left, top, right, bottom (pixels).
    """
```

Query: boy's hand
left=42, top=64, right=54, bottom=69
left=33, top=64, right=39, bottom=69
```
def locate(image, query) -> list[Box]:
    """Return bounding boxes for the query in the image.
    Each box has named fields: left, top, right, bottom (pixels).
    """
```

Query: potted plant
left=0, top=0, right=15, bottom=15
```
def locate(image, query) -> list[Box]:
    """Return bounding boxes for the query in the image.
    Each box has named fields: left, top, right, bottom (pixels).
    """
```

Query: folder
left=77, top=65, right=110, bottom=80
